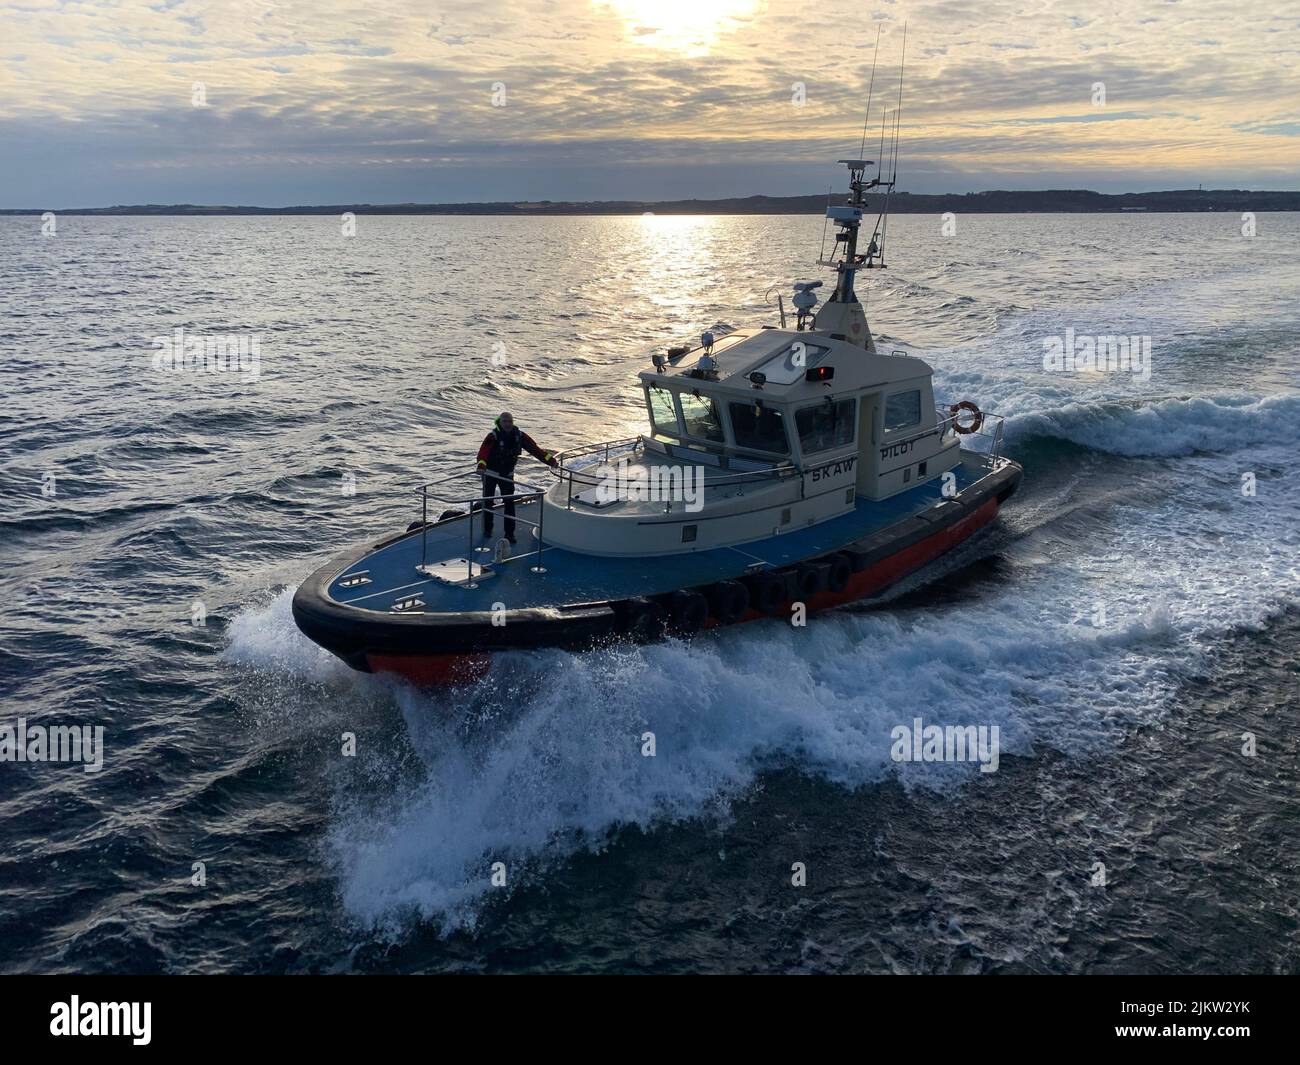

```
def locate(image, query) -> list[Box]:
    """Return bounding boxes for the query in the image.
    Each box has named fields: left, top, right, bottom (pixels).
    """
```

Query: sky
left=1, top=0, right=1297, bottom=208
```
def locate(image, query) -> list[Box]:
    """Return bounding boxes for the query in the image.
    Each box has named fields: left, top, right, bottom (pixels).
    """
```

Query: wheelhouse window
left=796, top=398, right=856, bottom=454
left=728, top=402, right=789, bottom=455
left=884, top=389, right=922, bottom=432
left=647, top=386, right=680, bottom=437
left=678, top=390, right=723, bottom=442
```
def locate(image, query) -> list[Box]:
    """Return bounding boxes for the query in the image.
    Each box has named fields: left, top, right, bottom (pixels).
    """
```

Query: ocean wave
left=317, top=591, right=1203, bottom=936
left=221, top=542, right=1294, bottom=938
left=1005, top=393, right=1300, bottom=458
left=215, top=367, right=1300, bottom=935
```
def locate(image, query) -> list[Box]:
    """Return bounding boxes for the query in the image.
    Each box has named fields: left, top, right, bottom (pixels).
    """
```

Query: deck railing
left=884, top=406, right=1007, bottom=463
left=940, top=406, right=1006, bottom=462
left=415, top=405, right=1007, bottom=586
left=413, top=468, right=548, bottom=585
left=550, top=435, right=798, bottom=511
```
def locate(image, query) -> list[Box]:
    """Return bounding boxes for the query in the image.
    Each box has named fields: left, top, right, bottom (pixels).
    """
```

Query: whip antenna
left=817, top=184, right=833, bottom=265
left=891, top=22, right=906, bottom=188
left=856, top=25, right=883, bottom=161
left=872, top=23, right=906, bottom=268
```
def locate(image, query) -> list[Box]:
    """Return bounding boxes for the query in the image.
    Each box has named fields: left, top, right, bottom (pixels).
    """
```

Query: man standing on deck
left=475, top=412, right=558, bottom=543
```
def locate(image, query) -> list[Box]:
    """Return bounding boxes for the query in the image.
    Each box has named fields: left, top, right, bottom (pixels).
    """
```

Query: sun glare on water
left=594, top=0, right=761, bottom=54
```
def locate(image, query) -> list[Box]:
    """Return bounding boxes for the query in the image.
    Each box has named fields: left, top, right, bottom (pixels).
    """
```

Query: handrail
left=551, top=436, right=644, bottom=465
left=884, top=410, right=956, bottom=452
left=880, top=406, right=1006, bottom=462
left=551, top=435, right=799, bottom=508
left=940, top=405, right=1007, bottom=461
left=410, top=403, right=1007, bottom=586
left=413, top=466, right=546, bottom=498
left=412, top=468, right=548, bottom=583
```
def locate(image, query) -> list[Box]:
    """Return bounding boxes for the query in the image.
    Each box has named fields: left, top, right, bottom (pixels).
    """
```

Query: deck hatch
left=752, top=343, right=831, bottom=386
left=574, top=485, right=619, bottom=508
left=417, top=558, right=494, bottom=586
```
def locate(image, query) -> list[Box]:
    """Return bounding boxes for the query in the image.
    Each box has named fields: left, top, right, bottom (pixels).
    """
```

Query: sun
left=594, top=0, right=762, bottom=55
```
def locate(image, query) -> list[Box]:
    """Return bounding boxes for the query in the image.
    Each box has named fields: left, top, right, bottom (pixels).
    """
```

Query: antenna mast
left=816, top=23, right=906, bottom=296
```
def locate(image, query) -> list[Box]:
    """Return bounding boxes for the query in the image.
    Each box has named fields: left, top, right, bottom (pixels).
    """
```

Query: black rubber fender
left=825, top=553, right=853, bottom=593
left=707, top=579, right=750, bottom=624
left=623, top=597, right=667, bottom=642
left=780, top=569, right=802, bottom=600
left=794, top=561, right=830, bottom=600
left=746, top=570, right=788, bottom=614
left=844, top=547, right=873, bottom=573
left=669, top=589, right=709, bottom=634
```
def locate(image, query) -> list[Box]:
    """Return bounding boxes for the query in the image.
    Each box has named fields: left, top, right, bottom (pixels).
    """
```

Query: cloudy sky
left=1, top=0, right=1297, bottom=207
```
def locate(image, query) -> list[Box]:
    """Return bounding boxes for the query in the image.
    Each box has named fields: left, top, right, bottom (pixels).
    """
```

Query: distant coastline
left=3, top=189, right=1298, bottom=216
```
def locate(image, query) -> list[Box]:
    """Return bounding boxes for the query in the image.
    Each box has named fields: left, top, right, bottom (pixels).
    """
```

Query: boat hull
left=291, top=460, right=1020, bottom=686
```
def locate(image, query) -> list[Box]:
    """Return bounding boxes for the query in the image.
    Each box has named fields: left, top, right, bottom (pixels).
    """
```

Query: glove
left=476, top=459, right=486, bottom=471
left=548, top=457, right=559, bottom=468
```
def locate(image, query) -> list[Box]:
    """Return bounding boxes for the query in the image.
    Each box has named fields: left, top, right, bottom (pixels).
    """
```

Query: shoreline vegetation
left=4, top=189, right=1299, bottom=216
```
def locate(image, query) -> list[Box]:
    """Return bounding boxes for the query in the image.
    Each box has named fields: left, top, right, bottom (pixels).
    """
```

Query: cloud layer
left=1, top=0, right=1297, bottom=206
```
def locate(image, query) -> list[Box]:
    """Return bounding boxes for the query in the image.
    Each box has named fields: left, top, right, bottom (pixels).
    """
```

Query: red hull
left=363, top=495, right=1002, bottom=686
left=366, top=651, right=493, bottom=686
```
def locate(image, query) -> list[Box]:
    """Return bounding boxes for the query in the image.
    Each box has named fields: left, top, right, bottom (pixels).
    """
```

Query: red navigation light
left=805, top=365, right=835, bottom=383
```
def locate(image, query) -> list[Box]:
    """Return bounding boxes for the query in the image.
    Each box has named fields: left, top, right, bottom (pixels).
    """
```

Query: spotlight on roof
left=792, top=281, right=823, bottom=330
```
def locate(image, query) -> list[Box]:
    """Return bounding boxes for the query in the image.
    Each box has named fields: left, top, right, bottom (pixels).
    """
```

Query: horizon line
left=4, top=186, right=1299, bottom=215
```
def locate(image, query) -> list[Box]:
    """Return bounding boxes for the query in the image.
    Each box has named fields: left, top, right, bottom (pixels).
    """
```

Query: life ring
left=949, top=401, right=984, bottom=435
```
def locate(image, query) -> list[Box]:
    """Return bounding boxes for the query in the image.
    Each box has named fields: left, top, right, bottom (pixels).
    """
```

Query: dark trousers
left=480, top=471, right=516, bottom=539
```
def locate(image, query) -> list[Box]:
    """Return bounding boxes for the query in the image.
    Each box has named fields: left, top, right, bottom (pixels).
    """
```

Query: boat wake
left=226, top=586, right=1186, bottom=938
left=1004, top=392, right=1300, bottom=458
left=225, top=379, right=1298, bottom=937
left=220, top=287, right=1300, bottom=936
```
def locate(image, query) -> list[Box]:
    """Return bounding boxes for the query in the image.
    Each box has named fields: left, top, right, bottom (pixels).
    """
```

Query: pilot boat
left=292, top=158, right=1022, bottom=685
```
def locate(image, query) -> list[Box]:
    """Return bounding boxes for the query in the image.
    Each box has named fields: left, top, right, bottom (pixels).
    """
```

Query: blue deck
left=328, top=461, right=990, bottom=613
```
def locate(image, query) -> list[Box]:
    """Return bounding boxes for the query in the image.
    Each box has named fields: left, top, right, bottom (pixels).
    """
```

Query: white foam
left=222, top=586, right=354, bottom=683
left=216, top=372, right=1300, bottom=937
left=322, top=538, right=1285, bottom=936
left=223, top=383, right=1299, bottom=938
left=1005, top=393, right=1300, bottom=458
